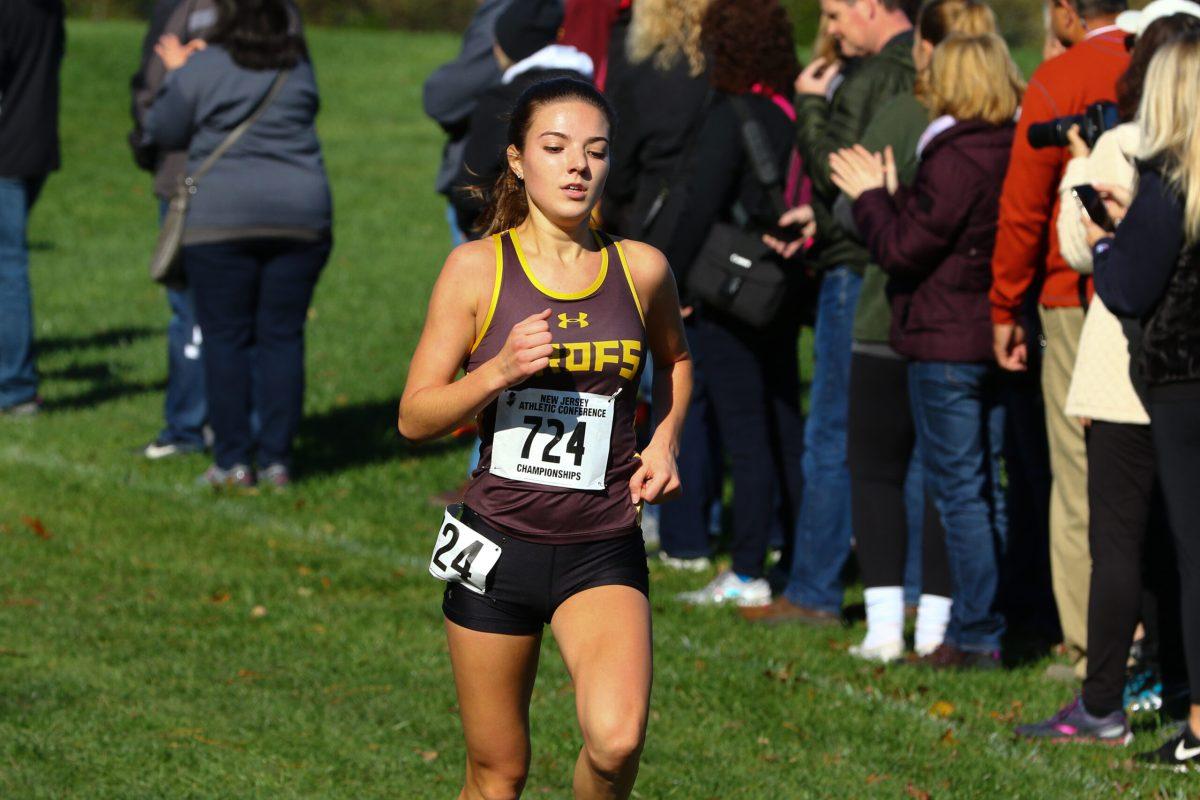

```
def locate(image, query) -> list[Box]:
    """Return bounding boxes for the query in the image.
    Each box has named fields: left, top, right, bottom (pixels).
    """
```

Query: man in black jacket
left=0, top=0, right=64, bottom=416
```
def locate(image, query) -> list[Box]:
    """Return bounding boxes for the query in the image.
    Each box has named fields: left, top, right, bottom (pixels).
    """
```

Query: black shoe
left=1136, top=724, right=1200, bottom=772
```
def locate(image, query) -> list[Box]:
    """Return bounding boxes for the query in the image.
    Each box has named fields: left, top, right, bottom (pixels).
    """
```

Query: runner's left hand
left=630, top=442, right=681, bottom=505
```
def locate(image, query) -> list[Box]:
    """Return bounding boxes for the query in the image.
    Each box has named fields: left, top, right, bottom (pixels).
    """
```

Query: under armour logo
left=505, top=392, right=516, bottom=406
left=557, top=312, right=589, bottom=329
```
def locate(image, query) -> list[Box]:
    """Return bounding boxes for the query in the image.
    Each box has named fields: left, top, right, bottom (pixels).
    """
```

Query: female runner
left=399, top=77, right=692, bottom=800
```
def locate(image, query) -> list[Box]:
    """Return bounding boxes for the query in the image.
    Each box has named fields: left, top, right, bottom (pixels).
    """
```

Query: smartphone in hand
left=1072, top=184, right=1115, bottom=232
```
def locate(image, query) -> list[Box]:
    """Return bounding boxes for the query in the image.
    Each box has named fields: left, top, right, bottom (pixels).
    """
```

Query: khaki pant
left=1039, top=305, right=1090, bottom=677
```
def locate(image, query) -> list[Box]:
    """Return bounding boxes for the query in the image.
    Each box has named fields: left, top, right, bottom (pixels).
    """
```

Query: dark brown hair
left=1116, top=13, right=1200, bottom=121
left=210, top=0, right=308, bottom=71
left=476, top=77, right=617, bottom=236
left=701, top=0, right=799, bottom=97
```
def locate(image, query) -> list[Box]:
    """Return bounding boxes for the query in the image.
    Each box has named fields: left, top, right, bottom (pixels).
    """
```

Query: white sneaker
left=848, top=638, right=905, bottom=663
left=657, top=552, right=712, bottom=572
left=677, top=570, right=772, bottom=607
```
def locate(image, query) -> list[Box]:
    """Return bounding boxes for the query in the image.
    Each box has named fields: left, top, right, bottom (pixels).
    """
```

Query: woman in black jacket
left=670, top=0, right=804, bottom=608
left=1089, top=31, right=1200, bottom=770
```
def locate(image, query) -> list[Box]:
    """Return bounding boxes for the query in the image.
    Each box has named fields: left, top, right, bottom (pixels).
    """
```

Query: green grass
left=0, top=21, right=1191, bottom=798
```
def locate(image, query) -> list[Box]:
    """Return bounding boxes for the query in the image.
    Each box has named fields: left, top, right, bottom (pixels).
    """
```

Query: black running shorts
left=441, top=506, right=650, bottom=636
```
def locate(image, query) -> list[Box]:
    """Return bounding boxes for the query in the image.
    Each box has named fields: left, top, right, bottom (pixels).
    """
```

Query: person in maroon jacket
left=831, top=32, right=1024, bottom=669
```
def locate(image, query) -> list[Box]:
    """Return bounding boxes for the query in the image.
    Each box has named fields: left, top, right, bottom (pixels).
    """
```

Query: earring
left=515, top=172, right=524, bottom=181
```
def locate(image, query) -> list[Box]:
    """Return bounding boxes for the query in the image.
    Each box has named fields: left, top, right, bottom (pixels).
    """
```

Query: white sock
left=861, top=586, right=905, bottom=649
left=915, top=594, right=953, bottom=655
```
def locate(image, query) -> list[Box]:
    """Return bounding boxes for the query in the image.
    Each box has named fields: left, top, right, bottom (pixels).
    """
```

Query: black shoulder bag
left=684, top=96, right=792, bottom=329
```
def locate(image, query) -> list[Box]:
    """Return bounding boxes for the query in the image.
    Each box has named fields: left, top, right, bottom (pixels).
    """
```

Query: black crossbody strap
left=188, top=69, right=291, bottom=188
left=728, top=95, right=789, bottom=220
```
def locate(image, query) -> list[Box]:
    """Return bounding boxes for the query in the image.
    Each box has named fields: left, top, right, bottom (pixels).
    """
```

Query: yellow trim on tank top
left=469, top=234, right=505, bottom=354
left=612, top=239, right=645, bottom=327
left=509, top=227, right=608, bottom=301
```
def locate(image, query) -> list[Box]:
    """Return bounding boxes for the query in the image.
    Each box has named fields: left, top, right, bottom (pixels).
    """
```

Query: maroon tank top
left=463, top=228, right=647, bottom=544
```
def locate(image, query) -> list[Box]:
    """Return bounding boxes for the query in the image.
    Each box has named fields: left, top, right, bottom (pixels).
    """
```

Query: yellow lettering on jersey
left=539, top=340, right=643, bottom=378
left=594, top=341, right=620, bottom=373
left=563, top=342, right=591, bottom=372
left=619, top=339, right=643, bottom=380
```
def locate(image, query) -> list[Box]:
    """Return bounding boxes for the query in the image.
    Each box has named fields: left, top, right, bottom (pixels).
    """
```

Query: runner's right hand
left=494, top=309, right=554, bottom=386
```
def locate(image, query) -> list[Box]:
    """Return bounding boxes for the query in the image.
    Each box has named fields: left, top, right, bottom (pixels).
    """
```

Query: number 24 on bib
left=428, top=506, right=501, bottom=595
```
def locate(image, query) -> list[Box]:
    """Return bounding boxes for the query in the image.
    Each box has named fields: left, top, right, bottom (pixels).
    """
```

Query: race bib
left=428, top=506, right=502, bottom=595
left=490, top=388, right=615, bottom=490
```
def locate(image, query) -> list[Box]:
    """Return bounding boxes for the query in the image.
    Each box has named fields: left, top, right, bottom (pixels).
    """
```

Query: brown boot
left=912, top=643, right=1001, bottom=671
left=738, top=596, right=840, bottom=625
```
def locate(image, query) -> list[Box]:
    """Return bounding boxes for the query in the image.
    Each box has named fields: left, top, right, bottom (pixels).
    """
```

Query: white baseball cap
left=1116, top=0, right=1200, bottom=37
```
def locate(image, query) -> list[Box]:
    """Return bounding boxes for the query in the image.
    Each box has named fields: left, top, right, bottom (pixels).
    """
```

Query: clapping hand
left=830, top=145, right=896, bottom=201
left=155, top=34, right=206, bottom=72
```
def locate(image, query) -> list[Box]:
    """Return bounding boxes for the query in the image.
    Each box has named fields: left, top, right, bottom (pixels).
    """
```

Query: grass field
left=0, top=20, right=1192, bottom=798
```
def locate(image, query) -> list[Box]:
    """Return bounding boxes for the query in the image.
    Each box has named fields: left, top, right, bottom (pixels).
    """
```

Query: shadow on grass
left=296, top=398, right=470, bottom=478
left=38, top=326, right=157, bottom=355
left=41, top=379, right=166, bottom=412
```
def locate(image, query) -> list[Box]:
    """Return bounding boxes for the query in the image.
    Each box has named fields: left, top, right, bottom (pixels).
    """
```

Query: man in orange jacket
left=990, top=0, right=1129, bottom=680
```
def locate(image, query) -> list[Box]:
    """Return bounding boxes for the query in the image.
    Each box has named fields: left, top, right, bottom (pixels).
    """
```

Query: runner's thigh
left=445, top=618, right=542, bottom=769
left=550, top=586, right=652, bottom=747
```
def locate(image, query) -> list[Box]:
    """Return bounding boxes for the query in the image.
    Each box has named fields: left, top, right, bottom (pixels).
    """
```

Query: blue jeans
left=903, top=449, right=926, bottom=606
left=158, top=201, right=209, bottom=445
left=784, top=266, right=861, bottom=612
left=185, top=238, right=330, bottom=469
left=909, top=361, right=1008, bottom=653
left=0, top=177, right=44, bottom=408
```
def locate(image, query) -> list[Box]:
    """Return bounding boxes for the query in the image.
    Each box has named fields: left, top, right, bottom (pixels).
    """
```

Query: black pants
left=692, top=314, right=804, bottom=578
left=1149, top=386, right=1200, bottom=706
left=185, top=237, right=330, bottom=470
left=846, top=352, right=951, bottom=597
left=1081, top=421, right=1184, bottom=715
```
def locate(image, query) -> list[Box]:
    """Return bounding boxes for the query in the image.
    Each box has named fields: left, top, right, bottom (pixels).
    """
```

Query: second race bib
left=490, top=388, right=614, bottom=490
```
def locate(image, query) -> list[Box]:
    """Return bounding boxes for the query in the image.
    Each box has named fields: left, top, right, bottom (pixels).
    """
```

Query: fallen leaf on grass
left=763, top=663, right=792, bottom=683
left=209, top=591, right=231, bottom=604
left=905, top=783, right=932, bottom=800
left=756, top=736, right=770, bottom=746
left=297, top=587, right=313, bottom=597
left=417, top=749, right=439, bottom=763
left=20, top=516, right=51, bottom=540
left=929, top=700, right=955, bottom=718
left=297, top=565, right=313, bottom=576
left=939, top=727, right=958, bottom=747
left=250, top=605, right=268, bottom=618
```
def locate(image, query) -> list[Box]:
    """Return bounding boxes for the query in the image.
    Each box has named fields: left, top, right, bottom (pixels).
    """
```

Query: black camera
left=1027, top=101, right=1120, bottom=150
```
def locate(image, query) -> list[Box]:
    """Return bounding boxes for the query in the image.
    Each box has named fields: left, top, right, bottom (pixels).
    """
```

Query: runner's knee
left=581, top=713, right=644, bottom=779
left=464, top=760, right=527, bottom=800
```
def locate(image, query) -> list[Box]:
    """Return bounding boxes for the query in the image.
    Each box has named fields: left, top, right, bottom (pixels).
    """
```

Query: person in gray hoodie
left=144, top=0, right=331, bottom=489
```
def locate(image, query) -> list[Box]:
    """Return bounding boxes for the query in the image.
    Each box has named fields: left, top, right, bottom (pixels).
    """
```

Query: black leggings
left=693, top=314, right=805, bottom=579
left=1081, top=421, right=1184, bottom=716
left=846, top=352, right=951, bottom=597
left=1148, top=386, right=1200, bottom=706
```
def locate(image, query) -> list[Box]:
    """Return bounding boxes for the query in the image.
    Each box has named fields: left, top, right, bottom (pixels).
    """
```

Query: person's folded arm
left=1093, top=169, right=1184, bottom=318
left=143, top=68, right=198, bottom=151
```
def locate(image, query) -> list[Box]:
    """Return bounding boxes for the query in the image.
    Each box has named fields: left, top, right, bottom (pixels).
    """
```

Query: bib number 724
left=520, top=415, right=587, bottom=466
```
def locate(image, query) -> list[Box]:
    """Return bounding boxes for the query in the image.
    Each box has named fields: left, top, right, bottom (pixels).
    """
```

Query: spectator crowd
left=2, top=0, right=1200, bottom=775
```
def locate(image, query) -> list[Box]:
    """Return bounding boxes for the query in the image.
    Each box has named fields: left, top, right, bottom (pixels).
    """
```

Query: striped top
left=463, top=228, right=648, bottom=543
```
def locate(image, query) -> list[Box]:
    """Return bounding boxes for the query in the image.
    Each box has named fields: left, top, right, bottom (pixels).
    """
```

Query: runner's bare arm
left=623, top=240, right=692, bottom=504
left=398, top=242, right=553, bottom=441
